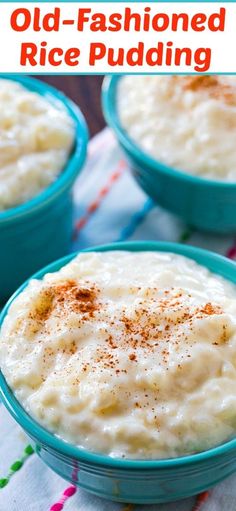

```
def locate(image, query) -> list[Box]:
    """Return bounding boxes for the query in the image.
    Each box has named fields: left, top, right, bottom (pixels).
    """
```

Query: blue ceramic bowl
left=0, top=75, right=88, bottom=304
left=1, top=241, right=236, bottom=504
left=102, top=76, right=236, bottom=235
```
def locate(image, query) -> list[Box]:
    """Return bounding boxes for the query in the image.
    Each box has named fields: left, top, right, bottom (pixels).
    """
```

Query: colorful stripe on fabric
left=74, top=159, right=126, bottom=238
left=226, top=241, right=236, bottom=260
left=49, top=464, right=79, bottom=510
left=191, top=491, right=210, bottom=511
left=0, top=444, right=34, bottom=489
left=116, top=198, right=154, bottom=242
left=178, top=227, right=193, bottom=243
left=88, top=129, right=114, bottom=158
left=49, top=486, right=77, bottom=511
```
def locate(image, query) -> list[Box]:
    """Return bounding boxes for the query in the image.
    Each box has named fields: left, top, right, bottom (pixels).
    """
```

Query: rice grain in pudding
left=0, top=79, right=75, bottom=211
left=119, top=75, right=236, bottom=182
left=1, top=250, right=236, bottom=459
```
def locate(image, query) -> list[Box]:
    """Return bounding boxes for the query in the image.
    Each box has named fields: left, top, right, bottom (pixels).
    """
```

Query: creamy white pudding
left=1, top=250, right=236, bottom=459
left=119, top=75, right=236, bottom=182
left=0, top=79, right=75, bottom=211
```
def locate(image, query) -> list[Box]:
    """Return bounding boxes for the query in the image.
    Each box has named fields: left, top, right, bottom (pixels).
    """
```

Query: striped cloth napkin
left=1, top=127, right=236, bottom=511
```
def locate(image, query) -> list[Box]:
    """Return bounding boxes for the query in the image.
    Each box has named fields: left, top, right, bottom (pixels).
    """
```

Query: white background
left=0, top=2, right=235, bottom=73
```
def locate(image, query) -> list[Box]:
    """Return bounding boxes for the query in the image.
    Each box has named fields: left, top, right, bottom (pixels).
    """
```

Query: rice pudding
left=1, top=250, right=236, bottom=459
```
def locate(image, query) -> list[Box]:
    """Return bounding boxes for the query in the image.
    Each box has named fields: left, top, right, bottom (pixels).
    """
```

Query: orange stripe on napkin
left=74, top=159, right=126, bottom=237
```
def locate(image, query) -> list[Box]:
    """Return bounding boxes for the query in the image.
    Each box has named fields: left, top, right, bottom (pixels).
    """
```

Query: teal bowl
left=0, top=75, right=88, bottom=304
left=1, top=241, right=236, bottom=504
left=102, top=76, right=236, bottom=235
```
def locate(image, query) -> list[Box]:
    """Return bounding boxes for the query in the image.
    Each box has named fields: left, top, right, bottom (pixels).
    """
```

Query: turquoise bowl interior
left=0, top=75, right=88, bottom=304
left=1, top=241, right=236, bottom=504
left=102, top=76, right=236, bottom=234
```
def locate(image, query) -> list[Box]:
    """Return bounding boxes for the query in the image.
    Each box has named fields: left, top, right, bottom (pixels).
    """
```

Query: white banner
left=0, top=2, right=235, bottom=73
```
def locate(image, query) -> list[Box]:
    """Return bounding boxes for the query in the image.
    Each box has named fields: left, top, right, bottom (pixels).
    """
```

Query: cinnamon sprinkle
left=30, top=280, right=99, bottom=322
left=199, top=302, right=221, bottom=316
left=184, top=75, right=218, bottom=91
left=183, top=75, right=236, bottom=105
